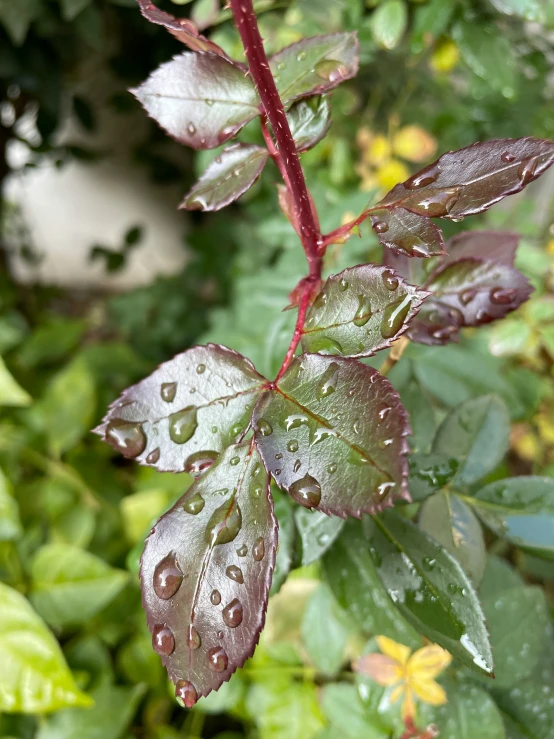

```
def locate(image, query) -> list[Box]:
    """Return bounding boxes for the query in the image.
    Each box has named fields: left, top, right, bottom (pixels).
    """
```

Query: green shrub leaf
left=295, top=508, right=344, bottom=566
left=287, top=96, right=332, bottom=153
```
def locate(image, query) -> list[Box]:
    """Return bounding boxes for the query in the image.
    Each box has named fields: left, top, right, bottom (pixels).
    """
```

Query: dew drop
left=381, top=295, right=412, bottom=339
left=501, top=151, right=515, bottom=163
left=309, top=336, right=345, bottom=355
left=285, top=414, right=309, bottom=431
left=196, top=363, right=206, bottom=374
left=183, top=492, right=205, bottom=515
left=353, top=294, right=372, bottom=327
left=207, top=646, right=228, bottom=672
left=339, top=278, right=349, bottom=291
left=205, top=498, right=242, bottom=546
left=175, top=679, right=197, bottom=708
left=317, top=361, right=340, bottom=400
left=236, top=544, right=248, bottom=557
left=169, top=406, right=198, bottom=444
left=187, top=123, right=196, bottom=135
left=382, top=269, right=399, bottom=291
left=372, top=220, right=388, bottom=234
left=152, top=624, right=175, bottom=655
left=377, top=481, right=396, bottom=500
left=314, top=59, right=348, bottom=82
left=210, top=589, right=221, bottom=605
left=146, top=447, right=160, bottom=464
left=226, top=565, right=244, bottom=584
left=161, top=382, right=177, bottom=402
left=296, top=51, right=307, bottom=62
left=378, top=404, right=392, bottom=421
left=289, top=474, right=321, bottom=508
left=222, top=598, right=243, bottom=627
left=490, top=287, right=517, bottom=304
left=517, top=157, right=538, bottom=185
left=153, top=552, right=183, bottom=600
left=253, top=537, right=265, bottom=561
left=405, top=162, right=440, bottom=189
left=275, top=452, right=283, bottom=460
left=277, top=61, right=286, bottom=71
left=460, top=289, right=476, bottom=305
left=257, top=418, right=273, bottom=436
left=205, top=99, right=214, bottom=106
left=230, top=456, right=240, bottom=466
left=187, top=624, right=201, bottom=649
left=415, top=187, right=460, bottom=217
left=105, top=419, right=147, bottom=458
left=293, top=459, right=302, bottom=473
left=327, top=462, right=337, bottom=474
left=184, top=450, right=219, bottom=476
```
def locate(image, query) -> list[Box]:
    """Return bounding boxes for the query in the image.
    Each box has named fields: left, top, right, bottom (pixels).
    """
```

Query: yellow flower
left=430, top=38, right=460, bottom=74
left=392, top=125, right=437, bottom=164
left=354, top=636, right=452, bottom=721
left=376, top=160, right=411, bottom=191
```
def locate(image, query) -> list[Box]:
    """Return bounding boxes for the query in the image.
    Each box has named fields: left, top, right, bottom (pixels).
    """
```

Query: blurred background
left=1, top=1, right=554, bottom=738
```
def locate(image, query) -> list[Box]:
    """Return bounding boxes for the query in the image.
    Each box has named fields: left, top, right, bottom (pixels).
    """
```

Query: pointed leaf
left=406, top=300, right=464, bottom=345
left=295, top=508, right=345, bottom=566
left=132, top=53, right=259, bottom=150
left=445, top=230, right=520, bottom=266
left=432, top=395, right=510, bottom=486
left=0, top=582, right=92, bottom=713
left=270, top=490, right=295, bottom=595
left=370, top=208, right=446, bottom=257
left=253, top=354, right=411, bottom=518
left=136, top=0, right=230, bottom=57
left=408, top=453, right=459, bottom=502
left=140, top=442, right=277, bottom=704
left=378, top=138, right=554, bottom=219
left=364, top=510, right=494, bottom=675
left=96, top=344, right=267, bottom=473
left=270, top=33, right=359, bottom=104
left=287, top=96, right=332, bottom=153
left=180, top=144, right=269, bottom=211
left=0, top=357, right=31, bottom=406
left=301, top=265, right=428, bottom=358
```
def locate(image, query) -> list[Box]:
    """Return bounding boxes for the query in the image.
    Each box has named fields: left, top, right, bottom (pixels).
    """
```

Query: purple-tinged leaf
left=406, top=301, right=463, bottom=346
left=444, top=230, right=519, bottom=267
left=378, top=138, right=554, bottom=219
left=180, top=144, right=268, bottom=211
left=301, top=264, right=429, bottom=358
left=370, top=208, right=446, bottom=258
left=253, top=353, right=411, bottom=519
left=132, top=53, right=259, bottom=150
left=95, top=344, right=267, bottom=472
left=270, top=34, right=359, bottom=104
left=136, top=0, right=230, bottom=58
left=287, top=96, right=331, bottom=153
left=140, top=442, right=277, bottom=705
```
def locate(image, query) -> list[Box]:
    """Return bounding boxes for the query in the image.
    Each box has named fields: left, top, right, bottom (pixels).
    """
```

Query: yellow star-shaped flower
left=354, top=636, right=452, bottom=721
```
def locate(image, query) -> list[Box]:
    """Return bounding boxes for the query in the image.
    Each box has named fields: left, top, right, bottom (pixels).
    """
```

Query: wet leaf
left=444, top=230, right=520, bottom=266
left=181, top=144, right=269, bottom=211
left=408, top=453, right=460, bottom=502
left=419, top=491, right=486, bottom=584
left=96, top=344, right=267, bottom=473
left=400, top=381, right=437, bottom=453
left=253, top=353, right=411, bottom=518
left=0, top=582, right=92, bottom=713
left=132, top=54, right=259, bottom=150
left=322, top=683, right=390, bottom=738
left=301, top=265, right=428, bottom=359
left=247, top=677, right=325, bottom=739
left=432, top=395, right=510, bottom=486
left=271, top=490, right=295, bottom=595
left=370, top=208, right=446, bottom=257
left=140, top=443, right=277, bottom=704
left=378, top=138, right=554, bottom=220
left=295, top=508, right=344, bottom=566
left=270, top=33, right=359, bottom=104
left=364, top=510, right=494, bottom=675
left=287, top=96, right=332, bottom=152
left=301, top=584, right=350, bottom=675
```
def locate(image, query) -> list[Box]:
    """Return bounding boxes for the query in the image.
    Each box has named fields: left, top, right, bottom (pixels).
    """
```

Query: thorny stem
left=230, top=0, right=323, bottom=379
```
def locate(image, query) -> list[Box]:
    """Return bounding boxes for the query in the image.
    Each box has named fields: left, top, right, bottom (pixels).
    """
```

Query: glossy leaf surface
left=96, top=344, right=266, bottom=473
left=181, top=144, right=269, bottom=211
left=270, top=33, right=359, bottom=103
left=408, top=454, right=460, bottom=502
left=132, top=54, right=259, bottom=150
left=287, top=96, right=331, bottom=153
left=295, top=508, right=345, bottom=566
left=140, top=443, right=277, bottom=703
left=444, top=230, right=520, bottom=266
left=253, top=354, right=411, bottom=518
left=301, top=265, right=428, bottom=358
left=378, top=138, right=554, bottom=219
left=270, top=491, right=295, bottom=595
left=370, top=208, right=446, bottom=257
left=364, top=511, right=493, bottom=674
left=432, top=395, right=510, bottom=486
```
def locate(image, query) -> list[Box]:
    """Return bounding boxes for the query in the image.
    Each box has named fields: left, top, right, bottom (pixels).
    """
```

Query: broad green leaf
left=140, top=443, right=276, bottom=704
left=365, top=511, right=494, bottom=674
left=478, top=555, right=524, bottom=599
left=0, top=582, right=92, bottom=713
left=271, top=490, right=295, bottom=595
left=432, top=395, right=510, bottom=486
left=419, top=491, right=486, bottom=584
left=132, top=54, right=259, bottom=150
left=117, top=631, right=163, bottom=688
left=270, top=34, right=359, bottom=104
left=371, top=0, right=408, bottom=50
left=400, top=380, right=437, bottom=453
left=254, top=353, right=411, bottom=518
left=195, top=673, right=245, bottom=714
left=181, top=144, right=269, bottom=211
left=120, top=485, right=187, bottom=544
left=247, top=677, right=325, bottom=739
left=301, top=584, right=350, bottom=675
left=411, top=0, right=454, bottom=53
left=408, top=453, right=459, bottom=502
left=287, top=96, right=331, bottom=153
left=0, top=467, right=21, bottom=541
left=470, top=477, right=554, bottom=558
left=321, top=683, right=389, bottom=739
left=0, top=357, right=31, bottom=407
left=370, top=207, right=446, bottom=257
left=453, top=22, right=517, bottom=96
left=30, top=544, right=129, bottom=628
left=295, top=508, right=344, bottom=566
left=301, top=265, right=428, bottom=358
left=323, top=521, right=420, bottom=647
left=96, top=344, right=267, bottom=473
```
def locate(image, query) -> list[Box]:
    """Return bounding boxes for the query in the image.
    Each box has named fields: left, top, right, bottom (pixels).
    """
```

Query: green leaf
left=411, top=0, right=455, bottom=53
left=323, top=521, right=420, bottom=647
left=419, top=491, right=486, bottom=585
left=0, top=0, right=42, bottom=45
left=0, top=357, right=31, bottom=407
left=270, top=33, right=359, bottom=104
left=0, top=467, right=21, bottom=541
left=470, top=477, right=554, bottom=558
left=432, top=395, right=510, bottom=486
left=181, top=144, right=269, bottom=211
left=0, top=582, right=92, bottom=713
left=132, top=54, right=259, bottom=150
left=321, top=683, right=389, bottom=739
left=453, top=22, right=517, bottom=96
left=287, top=96, right=332, bottom=153
left=16, top=318, right=86, bottom=369
left=254, top=353, right=411, bottom=517
left=301, top=265, right=428, bottom=358
left=371, top=0, right=408, bottom=50
left=59, top=0, right=91, bottom=21
left=400, top=380, right=437, bottom=453
left=295, top=508, right=344, bottom=566
left=488, top=0, right=546, bottom=21
left=364, top=510, right=493, bottom=674
left=478, top=555, right=524, bottom=599
left=29, top=544, right=129, bottom=628
left=370, top=208, right=446, bottom=257
left=247, top=677, right=325, bottom=739
left=408, top=453, right=459, bottom=502
left=301, top=584, right=350, bottom=675
left=271, top=490, right=296, bottom=595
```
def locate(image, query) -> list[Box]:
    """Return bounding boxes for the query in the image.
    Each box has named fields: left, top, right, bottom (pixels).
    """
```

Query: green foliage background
left=1, top=0, right=554, bottom=738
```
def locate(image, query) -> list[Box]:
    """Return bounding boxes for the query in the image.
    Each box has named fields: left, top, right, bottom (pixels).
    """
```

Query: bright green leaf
left=301, top=584, right=351, bottom=675
left=287, top=96, right=331, bottom=153
left=371, top=0, right=408, bottom=50
left=295, top=508, right=344, bottom=566
left=0, top=357, right=31, bottom=407
left=0, top=467, right=21, bottom=541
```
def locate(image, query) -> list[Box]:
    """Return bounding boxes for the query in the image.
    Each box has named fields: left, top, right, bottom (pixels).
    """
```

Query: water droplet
left=293, top=459, right=302, bottom=473
left=309, top=336, right=345, bottom=354
left=210, top=589, right=221, bottom=605
left=152, top=624, right=175, bottom=655
left=414, top=187, right=460, bottom=216
left=352, top=419, right=362, bottom=435
left=105, top=419, right=147, bottom=458
left=311, top=427, right=337, bottom=445
left=274, top=468, right=282, bottom=476
left=153, top=552, right=183, bottom=599
left=187, top=123, right=196, bottom=135
left=218, top=630, right=224, bottom=639
left=377, top=481, right=395, bottom=500
left=277, top=61, right=286, bottom=71
left=226, top=565, right=244, bottom=583
left=236, top=544, right=248, bottom=557
left=339, top=278, right=349, bottom=291
left=196, top=363, right=206, bottom=374
left=205, top=99, right=214, bottom=106
left=405, top=162, right=441, bottom=189
left=422, top=557, right=436, bottom=570
left=207, top=646, right=228, bottom=672
left=501, top=151, right=515, bottom=163
left=382, top=269, right=399, bottom=291
left=222, top=598, right=243, bottom=627
left=296, top=51, right=306, bottom=62
left=289, top=474, right=321, bottom=508
left=146, top=447, right=160, bottom=464
left=381, top=295, right=412, bottom=339
left=205, top=498, right=242, bottom=546
left=187, top=624, right=201, bottom=649
left=460, top=289, right=476, bottom=305
left=372, top=220, right=388, bottom=234
left=184, top=450, right=219, bottom=476
left=284, top=439, right=298, bottom=454
left=169, top=407, right=198, bottom=444
left=256, top=418, right=273, bottom=436
left=490, top=287, right=517, bottom=304
left=285, top=414, right=309, bottom=431
left=253, top=537, right=265, bottom=561
left=353, top=294, right=372, bottom=327
left=379, top=438, right=394, bottom=449
left=175, top=679, right=197, bottom=708
left=183, top=492, right=205, bottom=515
left=317, top=362, right=340, bottom=400
left=161, top=382, right=177, bottom=402
left=230, top=456, right=240, bottom=466
left=327, top=462, right=337, bottom=474
left=517, top=157, right=538, bottom=185
left=314, top=59, right=348, bottom=82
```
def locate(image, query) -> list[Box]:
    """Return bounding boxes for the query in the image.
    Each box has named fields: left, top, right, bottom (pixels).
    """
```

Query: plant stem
left=379, top=335, right=410, bottom=376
